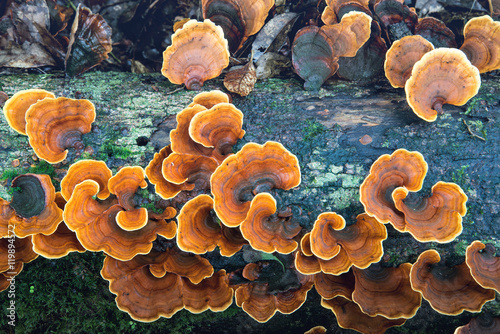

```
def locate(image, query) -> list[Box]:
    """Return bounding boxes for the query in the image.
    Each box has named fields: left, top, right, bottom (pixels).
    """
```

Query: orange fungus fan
left=25, top=97, right=96, bottom=163
left=161, top=19, right=230, bottom=90
left=405, top=48, right=481, bottom=122
left=466, top=241, right=500, bottom=293
left=211, top=141, right=301, bottom=227
left=410, top=249, right=495, bottom=315
left=2, top=89, right=55, bottom=135
left=359, top=148, right=428, bottom=230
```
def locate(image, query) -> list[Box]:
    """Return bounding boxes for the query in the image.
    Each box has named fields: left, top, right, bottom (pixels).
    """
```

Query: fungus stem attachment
left=432, top=101, right=443, bottom=115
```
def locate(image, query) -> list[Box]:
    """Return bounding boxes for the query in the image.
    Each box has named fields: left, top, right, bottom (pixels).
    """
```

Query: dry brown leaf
left=0, top=0, right=65, bottom=68
left=223, top=52, right=257, bottom=97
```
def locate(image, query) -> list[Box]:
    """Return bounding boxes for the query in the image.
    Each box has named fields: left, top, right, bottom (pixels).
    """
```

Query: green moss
left=0, top=169, right=20, bottom=181
left=7, top=186, right=21, bottom=196
left=28, top=160, right=56, bottom=178
left=139, top=202, right=163, bottom=214
left=451, top=165, right=470, bottom=185
left=302, top=119, right=327, bottom=141
left=99, top=142, right=134, bottom=160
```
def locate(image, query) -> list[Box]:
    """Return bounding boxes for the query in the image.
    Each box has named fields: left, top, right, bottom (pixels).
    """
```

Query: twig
left=462, top=119, right=486, bottom=141
left=65, top=0, right=77, bottom=11
left=469, top=0, right=477, bottom=14
left=109, top=52, right=121, bottom=64
left=165, top=85, right=185, bottom=95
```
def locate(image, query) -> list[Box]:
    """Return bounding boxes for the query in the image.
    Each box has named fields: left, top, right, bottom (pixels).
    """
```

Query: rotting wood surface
left=0, top=71, right=499, bottom=333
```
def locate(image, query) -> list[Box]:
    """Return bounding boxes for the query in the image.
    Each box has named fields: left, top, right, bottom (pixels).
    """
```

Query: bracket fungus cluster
left=295, top=213, right=387, bottom=276
left=292, top=11, right=372, bottom=91
left=161, top=19, right=230, bottom=90
left=63, top=165, right=177, bottom=261
left=145, top=90, right=244, bottom=200
left=315, top=270, right=407, bottom=333
left=1, top=8, right=499, bottom=328
left=100, top=251, right=232, bottom=321
left=379, top=14, right=500, bottom=122
left=360, top=148, right=467, bottom=243
left=2, top=89, right=96, bottom=163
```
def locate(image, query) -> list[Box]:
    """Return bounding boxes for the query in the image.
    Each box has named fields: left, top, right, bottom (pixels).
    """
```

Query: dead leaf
left=224, top=52, right=257, bottom=97
left=131, top=59, right=150, bottom=74
left=0, top=0, right=65, bottom=68
left=251, top=12, right=299, bottom=62
left=256, top=52, right=291, bottom=79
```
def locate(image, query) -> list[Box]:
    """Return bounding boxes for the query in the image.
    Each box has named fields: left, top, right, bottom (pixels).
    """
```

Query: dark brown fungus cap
left=410, top=249, right=495, bottom=315
left=65, top=4, right=112, bottom=77
left=352, top=263, right=422, bottom=319
left=336, top=20, right=388, bottom=82
left=9, top=174, right=63, bottom=238
left=415, top=17, right=457, bottom=48
left=201, top=0, right=274, bottom=52
left=292, top=25, right=338, bottom=91
left=373, top=0, right=418, bottom=42
left=321, top=296, right=406, bottom=334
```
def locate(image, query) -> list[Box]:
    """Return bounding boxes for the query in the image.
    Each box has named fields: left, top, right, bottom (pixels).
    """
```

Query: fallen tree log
left=0, top=71, right=499, bottom=333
